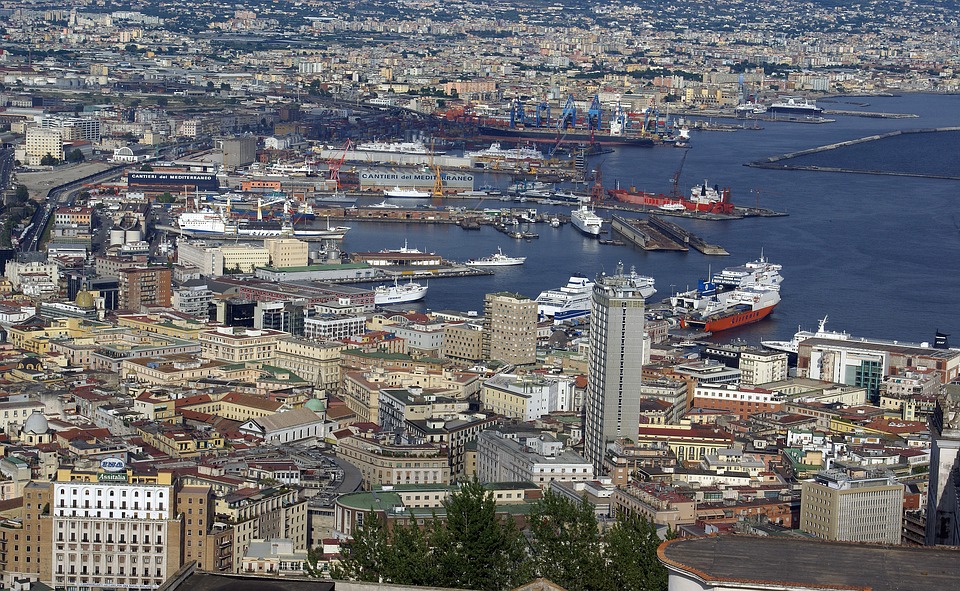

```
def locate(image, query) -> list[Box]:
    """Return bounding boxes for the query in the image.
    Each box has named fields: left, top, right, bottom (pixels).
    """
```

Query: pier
left=611, top=215, right=688, bottom=252
left=647, top=216, right=729, bottom=256
left=748, top=127, right=960, bottom=180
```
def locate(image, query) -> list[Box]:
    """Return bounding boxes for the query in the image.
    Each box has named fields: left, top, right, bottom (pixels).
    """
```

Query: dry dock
left=648, top=216, right=729, bottom=255
left=611, top=216, right=688, bottom=252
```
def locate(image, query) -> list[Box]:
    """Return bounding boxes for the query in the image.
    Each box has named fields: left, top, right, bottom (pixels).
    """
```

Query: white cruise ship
left=466, top=143, right=544, bottom=162
left=536, top=275, right=596, bottom=321
left=761, top=316, right=850, bottom=354
left=374, top=278, right=428, bottom=305
left=570, top=202, right=604, bottom=237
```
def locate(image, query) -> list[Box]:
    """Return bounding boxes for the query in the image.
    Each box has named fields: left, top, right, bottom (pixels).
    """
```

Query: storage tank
left=110, top=229, right=126, bottom=246
left=124, top=230, right=142, bottom=243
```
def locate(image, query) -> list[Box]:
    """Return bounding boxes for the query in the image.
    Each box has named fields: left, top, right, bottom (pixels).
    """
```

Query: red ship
left=608, top=180, right=736, bottom=215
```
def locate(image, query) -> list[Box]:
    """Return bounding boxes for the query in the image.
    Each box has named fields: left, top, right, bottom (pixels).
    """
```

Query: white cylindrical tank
left=125, top=230, right=142, bottom=243
left=110, top=229, right=125, bottom=246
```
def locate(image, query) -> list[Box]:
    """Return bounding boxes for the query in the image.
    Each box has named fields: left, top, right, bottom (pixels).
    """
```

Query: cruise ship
left=536, top=272, right=655, bottom=321
left=570, top=202, right=604, bottom=237
left=374, top=278, right=428, bottom=305
left=177, top=210, right=350, bottom=239
left=761, top=316, right=849, bottom=354
left=769, top=97, right=823, bottom=118
left=465, top=143, right=545, bottom=162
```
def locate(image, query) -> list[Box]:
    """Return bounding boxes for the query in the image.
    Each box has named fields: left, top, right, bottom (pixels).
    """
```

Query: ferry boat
left=537, top=272, right=655, bottom=321
left=374, top=278, right=428, bottom=305
left=465, top=142, right=545, bottom=162
left=570, top=202, right=604, bottom=237
left=177, top=210, right=350, bottom=239
left=536, top=275, right=596, bottom=321
left=465, top=247, right=526, bottom=267
left=384, top=186, right=432, bottom=198
left=711, top=254, right=783, bottom=292
left=761, top=316, right=849, bottom=354
left=673, top=282, right=780, bottom=332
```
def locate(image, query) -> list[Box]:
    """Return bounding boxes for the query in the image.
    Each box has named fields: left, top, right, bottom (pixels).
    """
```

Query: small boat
left=465, top=247, right=526, bottom=267
left=370, top=201, right=401, bottom=208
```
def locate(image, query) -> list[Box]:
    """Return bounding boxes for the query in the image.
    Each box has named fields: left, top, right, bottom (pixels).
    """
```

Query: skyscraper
left=584, top=264, right=648, bottom=473
left=926, top=384, right=960, bottom=546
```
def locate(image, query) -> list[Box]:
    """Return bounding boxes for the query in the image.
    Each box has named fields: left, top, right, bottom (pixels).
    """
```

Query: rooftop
left=659, top=536, right=960, bottom=591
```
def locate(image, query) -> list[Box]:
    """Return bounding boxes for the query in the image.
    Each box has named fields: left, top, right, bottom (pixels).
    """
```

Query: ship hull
left=479, top=126, right=655, bottom=147
left=685, top=304, right=776, bottom=332
left=608, top=190, right=735, bottom=214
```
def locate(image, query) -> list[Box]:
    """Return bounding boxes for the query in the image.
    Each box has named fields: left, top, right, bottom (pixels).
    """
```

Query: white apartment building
left=21, top=127, right=64, bottom=165
left=303, top=314, right=366, bottom=341
left=476, top=430, right=594, bottom=488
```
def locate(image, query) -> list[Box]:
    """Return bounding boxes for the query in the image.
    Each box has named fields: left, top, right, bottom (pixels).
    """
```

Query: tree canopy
left=325, top=484, right=670, bottom=591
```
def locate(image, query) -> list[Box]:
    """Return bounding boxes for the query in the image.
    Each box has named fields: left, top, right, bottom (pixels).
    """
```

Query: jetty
left=748, top=127, right=960, bottom=180
left=648, top=216, right=728, bottom=256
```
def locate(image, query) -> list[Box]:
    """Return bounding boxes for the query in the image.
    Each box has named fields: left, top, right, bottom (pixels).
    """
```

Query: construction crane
left=327, top=139, right=353, bottom=189
left=257, top=196, right=286, bottom=221
left=432, top=166, right=444, bottom=197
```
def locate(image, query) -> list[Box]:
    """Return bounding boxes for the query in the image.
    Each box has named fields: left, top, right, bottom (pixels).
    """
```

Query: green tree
left=382, top=517, right=439, bottom=586
left=330, top=511, right=388, bottom=582
left=528, top=491, right=604, bottom=591
left=432, top=480, right=533, bottom=591
left=40, top=153, right=59, bottom=166
left=601, top=513, right=671, bottom=591
left=14, top=185, right=29, bottom=203
left=66, top=149, right=85, bottom=163
left=156, top=192, right=175, bottom=203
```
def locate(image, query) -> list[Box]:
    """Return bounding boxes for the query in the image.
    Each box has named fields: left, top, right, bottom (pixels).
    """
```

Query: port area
left=324, top=264, right=494, bottom=285
left=592, top=201, right=787, bottom=220
left=611, top=215, right=728, bottom=255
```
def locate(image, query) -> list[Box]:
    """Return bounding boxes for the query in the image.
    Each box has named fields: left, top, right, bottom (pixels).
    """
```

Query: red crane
left=328, top=139, right=353, bottom=189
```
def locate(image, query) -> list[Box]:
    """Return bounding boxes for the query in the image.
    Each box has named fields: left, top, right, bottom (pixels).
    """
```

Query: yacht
left=570, top=201, right=604, bottom=237
left=465, top=247, right=526, bottom=267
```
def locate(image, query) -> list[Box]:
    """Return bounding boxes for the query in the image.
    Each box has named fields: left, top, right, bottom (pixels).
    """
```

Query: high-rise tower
left=584, top=263, right=649, bottom=473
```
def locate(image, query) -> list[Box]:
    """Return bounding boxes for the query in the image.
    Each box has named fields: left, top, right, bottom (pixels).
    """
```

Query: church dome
left=304, top=398, right=325, bottom=412
left=75, top=290, right=95, bottom=309
left=23, top=410, right=49, bottom=435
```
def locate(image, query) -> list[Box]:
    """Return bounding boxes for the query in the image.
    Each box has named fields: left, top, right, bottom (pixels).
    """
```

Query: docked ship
left=761, top=316, right=849, bottom=354
left=536, top=271, right=655, bottom=321
left=711, top=254, right=783, bottom=292
left=672, top=282, right=781, bottom=332
left=608, top=180, right=736, bottom=215
left=768, top=97, right=823, bottom=117
left=536, top=275, right=596, bottom=321
left=570, top=202, right=604, bottom=237
left=354, top=140, right=443, bottom=155
left=384, top=186, right=432, bottom=198
left=479, top=125, right=656, bottom=147
left=465, top=247, right=526, bottom=267
left=176, top=210, right=350, bottom=239
left=374, top=278, right=428, bottom=305
left=465, top=143, right=545, bottom=162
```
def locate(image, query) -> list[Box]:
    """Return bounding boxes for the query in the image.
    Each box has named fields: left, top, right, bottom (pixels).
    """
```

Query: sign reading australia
left=359, top=170, right=474, bottom=189
left=128, top=172, right=220, bottom=191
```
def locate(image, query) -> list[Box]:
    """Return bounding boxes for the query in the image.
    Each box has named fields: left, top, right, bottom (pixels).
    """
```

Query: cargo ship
left=478, top=125, right=656, bottom=147
left=608, top=180, right=736, bottom=215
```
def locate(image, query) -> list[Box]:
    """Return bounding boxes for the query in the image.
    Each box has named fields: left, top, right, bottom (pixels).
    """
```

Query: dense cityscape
left=0, top=1, right=958, bottom=591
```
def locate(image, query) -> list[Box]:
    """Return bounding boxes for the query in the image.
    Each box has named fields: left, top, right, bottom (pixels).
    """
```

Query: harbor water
left=333, top=93, right=960, bottom=345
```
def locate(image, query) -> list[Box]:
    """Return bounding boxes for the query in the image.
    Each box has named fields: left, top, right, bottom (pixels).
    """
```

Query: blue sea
left=331, top=93, right=960, bottom=346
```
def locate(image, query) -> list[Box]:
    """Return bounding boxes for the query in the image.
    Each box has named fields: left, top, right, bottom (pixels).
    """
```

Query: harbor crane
left=558, top=95, right=577, bottom=129
left=534, top=100, right=550, bottom=127
left=327, top=139, right=353, bottom=189
left=586, top=94, right=603, bottom=130
left=509, top=98, right=526, bottom=128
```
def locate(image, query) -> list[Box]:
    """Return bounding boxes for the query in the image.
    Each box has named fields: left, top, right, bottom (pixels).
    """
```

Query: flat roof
left=659, top=536, right=960, bottom=591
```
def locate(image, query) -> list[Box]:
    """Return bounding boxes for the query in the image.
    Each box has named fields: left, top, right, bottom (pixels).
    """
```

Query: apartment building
left=199, top=326, right=283, bottom=363
left=118, top=266, right=171, bottom=311
left=482, top=292, right=537, bottom=365
left=801, top=467, right=904, bottom=544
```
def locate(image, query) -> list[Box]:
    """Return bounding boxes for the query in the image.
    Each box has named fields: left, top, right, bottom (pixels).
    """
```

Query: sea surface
left=330, top=93, right=960, bottom=346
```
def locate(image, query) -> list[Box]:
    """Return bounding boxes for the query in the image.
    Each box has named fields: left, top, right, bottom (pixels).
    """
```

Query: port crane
left=586, top=94, right=603, bottom=130
left=327, top=139, right=353, bottom=189
left=256, top=196, right=286, bottom=221
left=558, top=95, right=577, bottom=129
